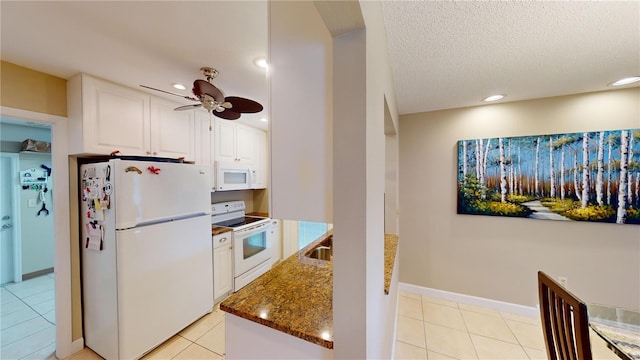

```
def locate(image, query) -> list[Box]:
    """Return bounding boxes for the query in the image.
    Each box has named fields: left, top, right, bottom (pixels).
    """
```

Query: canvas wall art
left=457, top=129, right=640, bottom=225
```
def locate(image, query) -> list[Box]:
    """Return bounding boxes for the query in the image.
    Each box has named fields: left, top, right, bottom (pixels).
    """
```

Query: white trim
left=398, top=282, right=539, bottom=318
left=0, top=106, right=77, bottom=359
left=281, top=219, right=299, bottom=259
left=0, top=153, right=22, bottom=283
left=70, top=337, right=85, bottom=355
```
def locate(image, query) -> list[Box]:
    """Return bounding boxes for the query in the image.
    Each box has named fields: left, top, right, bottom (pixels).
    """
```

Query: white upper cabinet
left=193, top=110, right=216, bottom=191
left=253, top=129, right=267, bottom=189
left=67, top=73, right=195, bottom=161
left=213, top=118, right=267, bottom=189
left=68, top=73, right=150, bottom=156
left=214, top=119, right=255, bottom=164
left=214, top=120, right=238, bottom=163
left=235, top=124, right=256, bottom=163
left=149, top=97, right=195, bottom=160
left=194, top=110, right=214, bottom=166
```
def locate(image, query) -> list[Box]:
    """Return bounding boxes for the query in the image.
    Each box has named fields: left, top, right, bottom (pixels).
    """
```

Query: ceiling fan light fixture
left=172, top=83, right=186, bottom=90
left=610, top=76, right=640, bottom=86
left=483, top=94, right=505, bottom=102
left=255, top=58, right=269, bottom=70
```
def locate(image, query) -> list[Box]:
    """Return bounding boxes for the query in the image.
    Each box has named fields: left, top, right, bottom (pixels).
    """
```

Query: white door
left=0, top=155, right=16, bottom=284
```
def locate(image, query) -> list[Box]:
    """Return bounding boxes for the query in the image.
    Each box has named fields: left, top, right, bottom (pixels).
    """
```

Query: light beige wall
left=0, top=61, right=67, bottom=116
left=399, top=88, right=640, bottom=310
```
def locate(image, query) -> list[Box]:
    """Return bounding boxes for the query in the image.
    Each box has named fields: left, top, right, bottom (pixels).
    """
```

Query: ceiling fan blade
left=225, top=96, right=263, bottom=113
left=174, top=104, right=202, bottom=111
left=212, top=109, right=241, bottom=120
left=193, top=80, right=225, bottom=102
left=140, top=85, right=199, bottom=101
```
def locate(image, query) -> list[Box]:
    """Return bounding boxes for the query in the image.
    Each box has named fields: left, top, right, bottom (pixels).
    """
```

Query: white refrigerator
left=80, top=159, right=213, bottom=360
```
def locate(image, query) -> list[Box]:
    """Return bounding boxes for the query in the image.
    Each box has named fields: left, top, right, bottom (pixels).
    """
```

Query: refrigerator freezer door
left=112, top=160, right=210, bottom=229
left=116, top=215, right=213, bottom=360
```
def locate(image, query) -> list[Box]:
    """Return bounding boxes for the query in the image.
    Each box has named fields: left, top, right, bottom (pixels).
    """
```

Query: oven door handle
left=236, top=222, right=269, bottom=235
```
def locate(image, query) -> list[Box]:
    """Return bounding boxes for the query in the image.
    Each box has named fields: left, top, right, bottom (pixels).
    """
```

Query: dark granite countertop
left=246, top=212, right=269, bottom=218
left=220, top=232, right=399, bottom=349
left=211, top=226, right=233, bottom=236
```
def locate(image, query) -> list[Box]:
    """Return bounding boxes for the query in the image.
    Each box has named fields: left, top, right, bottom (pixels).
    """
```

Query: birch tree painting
left=457, top=128, right=640, bottom=225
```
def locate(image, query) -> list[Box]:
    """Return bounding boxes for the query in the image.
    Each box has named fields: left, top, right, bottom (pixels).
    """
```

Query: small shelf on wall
left=19, top=167, right=48, bottom=185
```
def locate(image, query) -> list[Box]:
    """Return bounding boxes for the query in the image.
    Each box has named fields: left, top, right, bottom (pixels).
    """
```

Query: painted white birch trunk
left=596, top=131, right=605, bottom=206
left=617, top=130, right=629, bottom=224
left=607, top=141, right=612, bottom=205
left=550, top=137, right=556, bottom=198
left=462, top=140, right=467, bottom=180
left=635, top=172, right=639, bottom=207
left=627, top=135, right=634, bottom=204
left=574, top=153, right=581, bottom=202
left=476, top=139, right=481, bottom=182
left=499, top=138, right=507, bottom=203
left=509, top=140, right=514, bottom=195
left=518, top=148, right=522, bottom=195
left=535, top=137, right=541, bottom=197
left=581, top=133, right=590, bottom=208
left=560, top=147, right=565, bottom=199
left=482, top=139, right=491, bottom=188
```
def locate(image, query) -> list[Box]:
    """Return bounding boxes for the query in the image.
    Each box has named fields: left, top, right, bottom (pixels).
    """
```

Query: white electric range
left=211, top=201, right=272, bottom=291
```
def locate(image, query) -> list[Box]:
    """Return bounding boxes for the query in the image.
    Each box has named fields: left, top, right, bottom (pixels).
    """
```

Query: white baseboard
left=399, top=282, right=539, bottom=318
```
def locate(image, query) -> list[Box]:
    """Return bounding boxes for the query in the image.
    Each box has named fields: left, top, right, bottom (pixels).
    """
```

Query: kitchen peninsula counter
left=220, top=232, right=399, bottom=350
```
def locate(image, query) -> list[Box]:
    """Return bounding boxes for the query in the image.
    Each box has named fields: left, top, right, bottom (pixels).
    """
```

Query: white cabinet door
left=194, top=111, right=215, bottom=190
left=253, top=129, right=267, bottom=189
left=268, top=220, right=281, bottom=266
left=150, top=98, right=195, bottom=160
left=235, top=124, right=255, bottom=164
left=194, top=111, right=214, bottom=165
left=213, top=243, right=233, bottom=302
left=215, top=120, right=237, bottom=162
left=68, top=73, right=150, bottom=156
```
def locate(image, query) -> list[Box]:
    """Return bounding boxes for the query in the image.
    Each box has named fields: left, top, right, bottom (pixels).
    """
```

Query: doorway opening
left=0, top=106, right=74, bottom=360
left=1, top=118, right=56, bottom=358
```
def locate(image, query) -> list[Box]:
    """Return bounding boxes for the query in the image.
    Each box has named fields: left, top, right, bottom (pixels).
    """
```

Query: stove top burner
left=213, top=216, right=265, bottom=228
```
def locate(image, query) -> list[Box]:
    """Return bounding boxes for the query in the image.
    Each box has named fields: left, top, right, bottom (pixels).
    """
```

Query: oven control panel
left=211, top=201, right=245, bottom=215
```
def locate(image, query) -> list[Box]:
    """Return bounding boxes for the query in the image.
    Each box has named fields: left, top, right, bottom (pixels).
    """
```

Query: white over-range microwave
left=215, top=161, right=257, bottom=191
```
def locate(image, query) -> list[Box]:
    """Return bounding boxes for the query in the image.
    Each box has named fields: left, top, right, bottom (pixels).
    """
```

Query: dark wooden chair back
left=538, top=271, right=592, bottom=360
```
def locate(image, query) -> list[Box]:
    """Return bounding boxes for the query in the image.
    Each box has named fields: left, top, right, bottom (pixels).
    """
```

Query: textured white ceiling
left=1, top=1, right=638, bottom=124
left=381, top=1, right=640, bottom=115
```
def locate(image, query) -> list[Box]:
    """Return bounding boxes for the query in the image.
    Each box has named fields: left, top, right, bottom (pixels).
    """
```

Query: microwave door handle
left=247, top=166, right=252, bottom=188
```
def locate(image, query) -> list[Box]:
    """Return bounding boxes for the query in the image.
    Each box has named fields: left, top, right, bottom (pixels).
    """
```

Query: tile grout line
left=1, top=275, right=56, bottom=355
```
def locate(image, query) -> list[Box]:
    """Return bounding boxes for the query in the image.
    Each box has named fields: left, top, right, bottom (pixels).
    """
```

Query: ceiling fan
left=140, top=67, right=263, bottom=120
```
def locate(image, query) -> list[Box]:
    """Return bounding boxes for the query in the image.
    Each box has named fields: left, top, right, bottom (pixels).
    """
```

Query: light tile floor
left=30, top=288, right=623, bottom=360
left=1, top=273, right=56, bottom=360
left=66, top=304, right=226, bottom=360
left=395, top=290, right=621, bottom=360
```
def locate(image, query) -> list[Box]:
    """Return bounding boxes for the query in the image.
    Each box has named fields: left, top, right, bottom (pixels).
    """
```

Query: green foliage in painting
left=458, top=175, right=532, bottom=217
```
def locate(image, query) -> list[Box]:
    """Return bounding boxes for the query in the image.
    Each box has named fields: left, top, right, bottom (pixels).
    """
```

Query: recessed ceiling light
left=172, top=83, right=186, bottom=90
left=483, top=94, right=505, bottom=102
left=259, top=118, right=268, bottom=122
left=255, top=58, right=269, bottom=70
left=610, top=76, right=640, bottom=86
